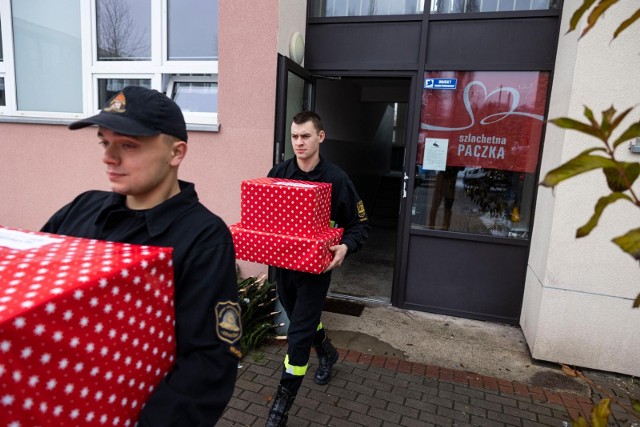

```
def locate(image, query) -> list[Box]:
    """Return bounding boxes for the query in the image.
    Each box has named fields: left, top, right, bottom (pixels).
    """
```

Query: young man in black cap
left=41, top=86, right=241, bottom=426
left=264, top=111, right=369, bottom=426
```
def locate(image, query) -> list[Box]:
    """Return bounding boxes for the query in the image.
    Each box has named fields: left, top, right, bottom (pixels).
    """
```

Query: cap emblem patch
left=103, top=92, right=127, bottom=113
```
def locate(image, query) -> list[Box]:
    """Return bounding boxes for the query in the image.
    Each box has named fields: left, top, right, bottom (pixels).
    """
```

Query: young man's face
left=98, top=127, right=184, bottom=208
left=291, top=120, right=324, bottom=164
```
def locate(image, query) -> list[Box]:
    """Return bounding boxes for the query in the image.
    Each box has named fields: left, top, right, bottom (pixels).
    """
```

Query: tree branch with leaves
left=541, top=106, right=640, bottom=271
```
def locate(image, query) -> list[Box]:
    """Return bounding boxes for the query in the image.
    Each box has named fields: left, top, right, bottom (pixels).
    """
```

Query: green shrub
left=237, top=270, right=283, bottom=357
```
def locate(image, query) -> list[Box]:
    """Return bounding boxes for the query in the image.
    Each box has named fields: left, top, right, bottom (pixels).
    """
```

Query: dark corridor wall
left=315, top=79, right=395, bottom=214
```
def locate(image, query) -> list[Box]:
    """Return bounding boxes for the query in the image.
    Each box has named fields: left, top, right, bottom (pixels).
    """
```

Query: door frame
left=277, top=67, right=420, bottom=307
left=270, top=55, right=316, bottom=325
left=274, top=54, right=315, bottom=166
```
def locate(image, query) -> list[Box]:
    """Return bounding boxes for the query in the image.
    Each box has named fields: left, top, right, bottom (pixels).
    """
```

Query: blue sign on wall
left=424, top=78, right=457, bottom=90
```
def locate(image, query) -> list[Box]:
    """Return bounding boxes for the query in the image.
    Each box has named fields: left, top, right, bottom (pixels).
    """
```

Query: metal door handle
left=402, top=172, right=408, bottom=198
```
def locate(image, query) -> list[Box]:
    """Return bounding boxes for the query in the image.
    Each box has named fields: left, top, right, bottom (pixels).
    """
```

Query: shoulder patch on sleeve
left=357, top=200, right=368, bottom=221
left=228, top=345, right=243, bottom=359
left=215, top=301, right=242, bottom=345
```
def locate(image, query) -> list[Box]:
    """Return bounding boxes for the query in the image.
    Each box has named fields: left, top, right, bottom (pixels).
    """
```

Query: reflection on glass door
left=274, top=54, right=313, bottom=164
left=411, top=71, right=549, bottom=239
left=283, top=70, right=308, bottom=160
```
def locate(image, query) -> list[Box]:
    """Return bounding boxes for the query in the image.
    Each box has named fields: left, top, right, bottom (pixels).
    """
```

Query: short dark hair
left=292, top=111, right=324, bottom=133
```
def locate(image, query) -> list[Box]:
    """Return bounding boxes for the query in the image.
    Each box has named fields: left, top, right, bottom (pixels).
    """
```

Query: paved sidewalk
left=217, top=341, right=597, bottom=427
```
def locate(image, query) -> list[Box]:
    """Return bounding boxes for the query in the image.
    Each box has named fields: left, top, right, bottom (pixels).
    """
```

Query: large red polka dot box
left=0, top=226, right=175, bottom=427
left=240, top=178, right=333, bottom=237
left=230, top=178, right=343, bottom=274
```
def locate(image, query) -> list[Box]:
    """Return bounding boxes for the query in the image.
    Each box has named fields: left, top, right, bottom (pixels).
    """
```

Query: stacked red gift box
left=0, top=226, right=175, bottom=427
left=230, top=178, right=343, bottom=274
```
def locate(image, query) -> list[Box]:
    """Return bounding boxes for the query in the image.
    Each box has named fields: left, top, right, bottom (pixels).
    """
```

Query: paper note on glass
left=423, top=138, right=449, bottom=171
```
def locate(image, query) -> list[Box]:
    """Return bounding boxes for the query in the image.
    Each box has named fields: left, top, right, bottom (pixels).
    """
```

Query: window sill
left=187, top=123, right=220, bottom=132
left=0, top=116, right=219, bottom=132
left=0, top=116, right=76, bottom=126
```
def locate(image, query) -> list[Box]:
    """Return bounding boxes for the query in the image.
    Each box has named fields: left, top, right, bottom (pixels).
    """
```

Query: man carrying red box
left=264, top=111, right=370, bottom=427
left=40, top=86, right=241, bottom=426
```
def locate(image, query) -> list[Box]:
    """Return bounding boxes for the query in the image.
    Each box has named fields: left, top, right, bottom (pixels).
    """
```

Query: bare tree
left=97, top=0, right=149, bottom=60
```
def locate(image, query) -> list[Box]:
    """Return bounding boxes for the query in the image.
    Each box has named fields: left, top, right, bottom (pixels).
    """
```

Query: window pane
left=497, top=0, right=516, bottom=11
left=0, top=77, right=5, bottom=106
left=310, top=0, right=424, bottom=17
left=97, top=78, right=151, bottom=108
left=531, top=0, right=554, bottom=8
left=168, top=0, right=218, bottom=61
left=97, top=0, right=151, bottom=61
left=12, top=0, right=82, bottom=112
left=411, top=71, right=550, bottom=239
left=430, top=0, right=556, bottom=14
left=377, top=0, right=413, bottom=15
left=326, top=0, right=348, bottom=16
left=172, top=81, right=217, bottom=113
left=479, top=0, right=498, bottom=12
left=431, top=0, right=464, bottom=13
left=348, top=0, right=373, bottom=16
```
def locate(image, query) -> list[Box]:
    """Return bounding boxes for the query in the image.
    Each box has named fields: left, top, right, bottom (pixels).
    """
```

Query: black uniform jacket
left=268, top=157, right=369, bottom=255
left=41, top=180, right=240, bottom=427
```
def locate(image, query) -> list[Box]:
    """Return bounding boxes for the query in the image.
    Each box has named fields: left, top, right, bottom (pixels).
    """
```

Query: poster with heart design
left=417, top=71, right=550, bottom=173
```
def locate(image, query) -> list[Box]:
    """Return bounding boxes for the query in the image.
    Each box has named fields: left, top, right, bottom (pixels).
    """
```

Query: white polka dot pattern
left=0, top=227, right=175, bottom=427
left=229, top=224, right=343, bottom=274
left=240, top=178, right=332, bottom=238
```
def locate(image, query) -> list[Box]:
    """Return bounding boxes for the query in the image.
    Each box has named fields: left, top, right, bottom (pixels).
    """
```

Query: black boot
left=265, top=385, right=295, bottom=427
left=314, top=338, right=339, bottom=385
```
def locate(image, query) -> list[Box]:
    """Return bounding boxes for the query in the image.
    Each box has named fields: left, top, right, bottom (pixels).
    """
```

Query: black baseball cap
left=69, top=86, right=188, bottom=142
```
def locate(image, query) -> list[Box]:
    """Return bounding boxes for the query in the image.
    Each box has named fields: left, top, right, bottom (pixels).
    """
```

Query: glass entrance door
left=411, top=71, right=550, bottom=239
left=274, top=54, right=314, bottom=165
left=402, top=70, right=551, bottom=324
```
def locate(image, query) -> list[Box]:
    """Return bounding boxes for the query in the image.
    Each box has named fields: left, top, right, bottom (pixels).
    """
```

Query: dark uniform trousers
left=275, top=269, right=331, bottom=392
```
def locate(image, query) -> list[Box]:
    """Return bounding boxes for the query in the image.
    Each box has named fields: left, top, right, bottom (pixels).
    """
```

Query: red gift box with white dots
left=0, top=226, right=175, bottom=427
left=229, top=224, right=342, bottom=274
left=240, top=178, right=332, bottom=238
left=232, top=177, right=343, bottom=274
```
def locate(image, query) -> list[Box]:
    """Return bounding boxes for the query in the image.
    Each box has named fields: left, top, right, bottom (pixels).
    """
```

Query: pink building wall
left=0, top=1, right=279, bottom=278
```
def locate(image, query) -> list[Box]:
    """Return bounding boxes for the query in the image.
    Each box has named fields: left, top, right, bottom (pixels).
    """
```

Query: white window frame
left=0, top=0, right=18, bottom=117
left=166, top=74, right=218, bottom=125
left=0, top=0, right=89, bottom=120
left=0, top=0, right=219, bottom=130
left=0, top=35, right=6, bottom=114
left=88, top=0, right=219, bottom=129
